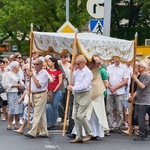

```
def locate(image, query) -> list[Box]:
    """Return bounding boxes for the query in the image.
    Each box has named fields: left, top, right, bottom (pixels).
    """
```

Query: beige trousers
left=73, top=91, right=93, bottom=139
left=28, top=91, right=48, bottom=137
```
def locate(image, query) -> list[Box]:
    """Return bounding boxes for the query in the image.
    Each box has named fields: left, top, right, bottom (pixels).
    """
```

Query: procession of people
left=0, top=51, right=150, bottom=142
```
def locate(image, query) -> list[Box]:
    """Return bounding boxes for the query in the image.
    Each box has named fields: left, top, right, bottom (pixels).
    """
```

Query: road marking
left=45, top=145, right=56, bottom=149
left=49, top=130, right=62, bottom=135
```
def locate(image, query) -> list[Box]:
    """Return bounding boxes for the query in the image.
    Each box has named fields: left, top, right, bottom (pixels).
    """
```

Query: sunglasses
left=17, top=57, right=22, bottom=59
left=33, top=63, right=39, bottom=66
left=32, top=52, right=36, bottom=55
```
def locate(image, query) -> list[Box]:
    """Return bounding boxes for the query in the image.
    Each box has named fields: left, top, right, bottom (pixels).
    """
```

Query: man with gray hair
left=25, top=58, right=49, bottom=138
left=132, top=60, right=150, bottom=141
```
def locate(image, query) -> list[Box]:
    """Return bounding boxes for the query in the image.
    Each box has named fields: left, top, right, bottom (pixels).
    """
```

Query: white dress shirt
left=31, top=69, right=49, bottom=93
left=72, top=66, right=93, bottom=92
left=107, top=63, right=128, bottom=95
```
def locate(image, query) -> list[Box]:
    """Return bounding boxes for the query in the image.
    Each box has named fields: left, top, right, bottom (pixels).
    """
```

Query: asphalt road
left=0, top=120, right=150, bottom=150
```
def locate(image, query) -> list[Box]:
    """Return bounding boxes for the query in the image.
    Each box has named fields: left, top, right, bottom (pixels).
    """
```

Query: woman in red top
left=46, top=57, right=62, bottom=130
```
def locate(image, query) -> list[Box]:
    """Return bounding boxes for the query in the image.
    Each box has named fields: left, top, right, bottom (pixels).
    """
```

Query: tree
left=111, top=0, right=150, bottom=45
left=0, top=0, right=90, bottom=54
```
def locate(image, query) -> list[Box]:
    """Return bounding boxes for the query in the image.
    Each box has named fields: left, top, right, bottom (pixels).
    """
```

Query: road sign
left=86, top=0, right=105, bottom=19
left=57, top=21, right=76, bottom=33
left=89, top=19, right=104, bottom=35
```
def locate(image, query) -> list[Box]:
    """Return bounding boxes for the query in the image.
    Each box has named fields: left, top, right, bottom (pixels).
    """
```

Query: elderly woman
left=3, top=61, right=24, bottom=130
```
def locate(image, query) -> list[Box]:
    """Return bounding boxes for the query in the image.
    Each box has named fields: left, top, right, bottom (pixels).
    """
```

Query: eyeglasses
left=33, top=63, right=39, bottom=66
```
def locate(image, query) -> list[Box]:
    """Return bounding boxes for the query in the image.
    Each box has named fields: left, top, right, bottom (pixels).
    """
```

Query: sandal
left=14, top=127, right=19, bottom=130
left=7, top=126, right=12, bottom=130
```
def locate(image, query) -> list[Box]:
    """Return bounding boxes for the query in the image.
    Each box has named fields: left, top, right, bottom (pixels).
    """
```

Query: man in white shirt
left=25, top=58, right=49, bottom=138
left=106, top=56, right=128, bottom=133
left=68, top=55, right=93, bottom=143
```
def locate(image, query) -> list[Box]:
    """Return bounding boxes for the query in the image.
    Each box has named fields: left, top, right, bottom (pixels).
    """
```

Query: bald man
left=68, top=55, right=94, bottom=143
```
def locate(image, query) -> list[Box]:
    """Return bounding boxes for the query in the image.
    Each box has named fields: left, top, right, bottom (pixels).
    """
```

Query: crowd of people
left=0, top=51, right=150, bottom=142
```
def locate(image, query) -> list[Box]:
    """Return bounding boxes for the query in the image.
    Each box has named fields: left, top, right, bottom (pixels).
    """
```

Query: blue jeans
left=46, top=104, right=53, bottom=126
left=46, top=90, right=62, bottom=125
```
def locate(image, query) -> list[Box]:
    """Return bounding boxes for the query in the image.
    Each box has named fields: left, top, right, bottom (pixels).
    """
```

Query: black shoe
left=24, top=133, right=35, bottom=138
left=47, top=126, right=51, bottom=131
left=50, top=125, right=56, bottom=130
left=91, top=136, right=98, bottom=140
left=115, top=127, right=122, bottom=134
left=105, top=130, right=110, bottom=136
left=47, top=125, right=56, bottom=130
left=66, top=131, right=71, bottom=134
left=133, top=136, right=145, bottom=141
left=145, top=130, right=149, bottom=138
left=148, top=130, right=150, bottom=135
left=109, top=127, right=115, bottom=133
left=37, top=134, right=49, bottom=138
left=67, top=134, right=76, bottom=139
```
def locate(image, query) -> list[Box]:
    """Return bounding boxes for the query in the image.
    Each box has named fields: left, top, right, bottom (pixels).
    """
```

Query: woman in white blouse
left=3, top=61, right=24, bottom=130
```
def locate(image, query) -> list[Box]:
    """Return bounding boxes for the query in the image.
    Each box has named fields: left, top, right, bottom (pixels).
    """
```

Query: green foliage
left=0, top=0, right=90, bottom=55
left=111, top=0, right=150, bottom=44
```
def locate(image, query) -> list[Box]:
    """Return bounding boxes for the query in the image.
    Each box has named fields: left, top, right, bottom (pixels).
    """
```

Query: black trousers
left=66, top=91, right=74, bottom=134
left=134, top=104, right=150, bottom=137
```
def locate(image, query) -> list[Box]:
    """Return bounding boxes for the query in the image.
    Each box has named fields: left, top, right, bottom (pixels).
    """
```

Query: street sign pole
left=103, top=0, right=111, bottom=36
left=66, top=0, right=69, bottom=21
left=86, top=0, right=111, bottom=37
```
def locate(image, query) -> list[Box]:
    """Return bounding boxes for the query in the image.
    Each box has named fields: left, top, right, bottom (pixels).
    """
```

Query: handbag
left=47, top=91, right=53, bottom=103
left=0, top=83, right=5, bottom=94
left=17, top=81, right=24, bottom=95
left=18, top=88, right=24, bottom=95
left=0, top=96, right=3, bottom=108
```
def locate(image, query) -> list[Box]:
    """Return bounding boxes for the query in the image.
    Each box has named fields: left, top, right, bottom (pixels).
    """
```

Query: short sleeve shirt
left=107, top=63, right=128, bottom=95
left=136, top=73, right=150, bottom=105
left=47, top=69, right=62, bottom=91
left=99, top=67, right=108, bottom=80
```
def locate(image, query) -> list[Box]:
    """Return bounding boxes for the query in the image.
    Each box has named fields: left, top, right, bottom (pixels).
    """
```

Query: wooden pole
left=62, top=30, right=78, bottom=136
left=128, top=32, right=138, bottom=136
left=27, top=23, right=33, bottom=128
